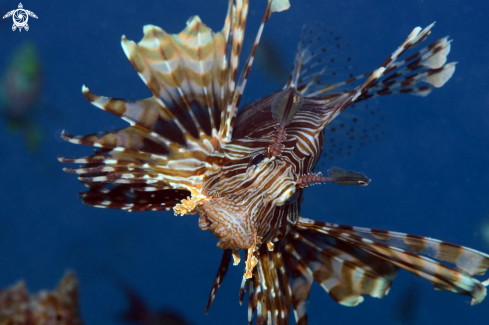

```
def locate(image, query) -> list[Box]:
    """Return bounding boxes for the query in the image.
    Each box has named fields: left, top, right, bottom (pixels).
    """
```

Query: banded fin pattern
left=212, top=217, right=489, bottom=325
left=59, top=0, right=261, bottom=210
left=298, top=23, right=457, bottom=133
left=121, top=10, right=233, bottom=143
left=234, top=223, right=398, bottom=325
left=205, top=249, right=232, bottom=314
left=60, top=0, right=293, bottom=211
left=296, top=218, right=489, bottom=305
left=78, top=184, right=190, bottom=212
left=307, top=222, right=489, bottom=277
left=293, top=22, right=455, bottom=101
left=357, top=35, right=456, bottom=100
left=233, top=23, right=456, bottom=166
left=221, top=0, right=291, bottom=143
left=59, top=88, right=212, bottom=192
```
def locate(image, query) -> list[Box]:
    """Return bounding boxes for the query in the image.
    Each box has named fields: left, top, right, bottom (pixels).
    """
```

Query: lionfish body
left=60, top=1, right=489, bottom=324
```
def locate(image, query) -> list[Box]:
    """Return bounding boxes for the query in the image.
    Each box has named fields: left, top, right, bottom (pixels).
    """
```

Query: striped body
left=60, top=1, right=489, bottom=324
left=200, top=153, right=297, bottom=247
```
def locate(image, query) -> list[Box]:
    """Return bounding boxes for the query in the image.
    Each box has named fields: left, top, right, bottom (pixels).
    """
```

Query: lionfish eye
left=284, top=189, right=299, bottom=205
left=249, top=153, right=265, bottom=167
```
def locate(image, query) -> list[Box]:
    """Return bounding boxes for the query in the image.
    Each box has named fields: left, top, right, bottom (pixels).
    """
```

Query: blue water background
left=1, top=0, right=489, bottom=324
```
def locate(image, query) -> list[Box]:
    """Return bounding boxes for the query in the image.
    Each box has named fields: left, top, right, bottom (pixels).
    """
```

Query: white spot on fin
left=426, top=62, right=456, bottom=88
left=271, top=0, right=290, bottom=13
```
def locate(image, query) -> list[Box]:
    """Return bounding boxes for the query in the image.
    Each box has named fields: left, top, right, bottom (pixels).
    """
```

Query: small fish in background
left=0, top=41, right=44, bottom=151
left=0, top=271, right=83, bottom=325
left=113, top=274, right=192, bottom=325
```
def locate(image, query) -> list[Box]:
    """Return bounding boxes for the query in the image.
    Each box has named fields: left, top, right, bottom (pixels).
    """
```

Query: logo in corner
left=2, top=3, right=38, bottom=32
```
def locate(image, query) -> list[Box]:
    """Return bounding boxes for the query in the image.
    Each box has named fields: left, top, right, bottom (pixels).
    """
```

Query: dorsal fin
left=221, top=0, right=291, bottom=143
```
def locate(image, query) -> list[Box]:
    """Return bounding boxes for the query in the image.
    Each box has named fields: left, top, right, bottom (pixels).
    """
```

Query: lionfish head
left=199, top=152, right=298, bottom=244
left=178, top=87, right=305, bottom=278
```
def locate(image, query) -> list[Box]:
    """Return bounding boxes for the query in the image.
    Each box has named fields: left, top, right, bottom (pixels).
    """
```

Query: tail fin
left=207, top=217, right=489, bottom=325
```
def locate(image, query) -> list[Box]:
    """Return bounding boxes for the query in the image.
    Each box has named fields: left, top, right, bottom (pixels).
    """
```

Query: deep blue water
left=1, top=0, right=489, bottom=324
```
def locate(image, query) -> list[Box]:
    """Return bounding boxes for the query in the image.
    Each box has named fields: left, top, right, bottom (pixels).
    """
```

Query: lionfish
left=59, top=0, right=489, bottom=324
